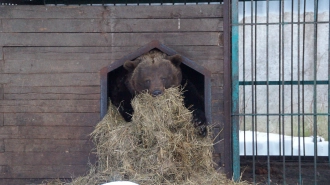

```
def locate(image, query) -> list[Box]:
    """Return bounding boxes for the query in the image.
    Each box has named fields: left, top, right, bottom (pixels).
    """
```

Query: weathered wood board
left=0, top=4, right=224, bottom=184
left=0, top=5, right=223, bottom=18
left=1, top=18, right=223, bottom=32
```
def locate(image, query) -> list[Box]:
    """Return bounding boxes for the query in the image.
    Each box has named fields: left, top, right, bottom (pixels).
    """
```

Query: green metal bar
left=313, top=0, right=318, bottom=184
left=231, top=0, right=240, bottom=182
left=242, top=0, right=247, bottom=157
left=250, top=0, right=256, bottom=183
left=254, top=0, right=259, bottom=158
left=297, top=0, right=302, bottom=183
left=266, top=0, right=270, bottom=184
left=239, top=80, right=329, bottom=85
left=280, top=0, right=286, bottom=183
left=302, top=0, right=307, bottom=157
left=278, top=0, right=283, bottom=177
left=290, top=0, right=294, bottom=157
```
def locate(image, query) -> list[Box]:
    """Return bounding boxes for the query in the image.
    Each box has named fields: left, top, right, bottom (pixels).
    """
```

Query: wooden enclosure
left=0, top=5, right=224, bottom=184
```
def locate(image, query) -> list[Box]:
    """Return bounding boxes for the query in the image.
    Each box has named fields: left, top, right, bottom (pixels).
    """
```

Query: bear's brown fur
left=124, top=50, right=183, bottom=96
left=109, top=49, right=207, bottom=136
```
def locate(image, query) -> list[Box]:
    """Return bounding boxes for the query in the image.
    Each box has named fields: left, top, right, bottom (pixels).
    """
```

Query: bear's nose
left=152, top=90, right=162, bottom=96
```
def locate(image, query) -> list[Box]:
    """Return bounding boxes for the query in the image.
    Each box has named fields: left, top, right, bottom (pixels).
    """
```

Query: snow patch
left=239, top=130, right=329, bottom=156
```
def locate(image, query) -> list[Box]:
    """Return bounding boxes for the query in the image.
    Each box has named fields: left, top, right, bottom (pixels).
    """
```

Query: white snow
left=239, top=130, right=329, bottom=156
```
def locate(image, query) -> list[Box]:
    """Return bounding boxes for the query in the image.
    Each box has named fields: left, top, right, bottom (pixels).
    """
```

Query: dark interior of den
left=106, top=58, right=205, bottom=126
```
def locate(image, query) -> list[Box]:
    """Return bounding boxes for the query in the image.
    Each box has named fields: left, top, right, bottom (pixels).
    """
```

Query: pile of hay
left=70, top=87, right=245, bottom=185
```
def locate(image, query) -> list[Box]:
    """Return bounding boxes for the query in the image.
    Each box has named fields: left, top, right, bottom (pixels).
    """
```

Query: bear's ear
left=123, top=60, right=138, bottom=72
left=167, top=54, right=182, bottom=67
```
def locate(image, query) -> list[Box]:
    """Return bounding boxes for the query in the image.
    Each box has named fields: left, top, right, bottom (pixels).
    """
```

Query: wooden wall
left=0, top=5, right=224, bottom=184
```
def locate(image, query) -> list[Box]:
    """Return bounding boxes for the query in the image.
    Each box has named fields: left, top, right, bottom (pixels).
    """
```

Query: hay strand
left=69, top=87, right=249, bottom=185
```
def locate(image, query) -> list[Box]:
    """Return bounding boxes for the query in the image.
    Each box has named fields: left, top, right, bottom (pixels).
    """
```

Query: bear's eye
left=145, top=80, right=150, bottom=85
left=161, top=77, right=167, bottom=82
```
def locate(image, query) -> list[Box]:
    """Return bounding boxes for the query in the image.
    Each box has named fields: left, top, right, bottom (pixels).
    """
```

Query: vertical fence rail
left=223, top=0, right=233, bottom=179
left=250, top=0, right=256, bottom=183
left=297, top=0, right=302, bottom=183
left=302, top=0, right=306, bottom=157
left=266, top=0, right=270, bottom=184
left=313, top=1, right=318, bottom=184
left=329, top=0, right=330, bottom=165
left=231, top=0, right=240, bottom=182
left=280, top=1, right=286, bottom=183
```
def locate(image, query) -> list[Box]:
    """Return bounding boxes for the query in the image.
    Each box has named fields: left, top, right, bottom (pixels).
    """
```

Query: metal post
left=223, top=0, right=233, bottom=178
left=231, top=0, right=240, bottom=182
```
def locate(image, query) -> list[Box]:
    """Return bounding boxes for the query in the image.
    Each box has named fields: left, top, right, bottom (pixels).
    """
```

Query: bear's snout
left=152, top=90, right=163, bottom=96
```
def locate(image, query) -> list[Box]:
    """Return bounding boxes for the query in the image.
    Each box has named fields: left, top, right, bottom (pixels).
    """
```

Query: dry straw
left=69, top=87, right=248, bottom=185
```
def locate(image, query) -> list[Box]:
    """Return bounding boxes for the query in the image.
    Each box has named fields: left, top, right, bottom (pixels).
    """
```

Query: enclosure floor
left=240, top=160, right=330, bottom=185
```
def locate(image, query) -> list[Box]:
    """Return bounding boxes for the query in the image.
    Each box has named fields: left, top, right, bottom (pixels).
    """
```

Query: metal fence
left=232, top=0, right=330, bottom=184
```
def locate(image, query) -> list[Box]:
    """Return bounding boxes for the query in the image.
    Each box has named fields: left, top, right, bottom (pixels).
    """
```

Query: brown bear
left=109, top=49, right=207, bottom=136
left=123, top=50, right=182, bottom=96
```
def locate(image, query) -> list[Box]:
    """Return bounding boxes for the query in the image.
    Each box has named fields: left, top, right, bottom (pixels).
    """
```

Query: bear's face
left=124, top=51, right=182, bottom=96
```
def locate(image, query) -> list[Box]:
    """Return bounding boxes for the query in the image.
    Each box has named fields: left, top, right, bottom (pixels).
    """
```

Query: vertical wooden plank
left=223, top=0, right=234, bottom=179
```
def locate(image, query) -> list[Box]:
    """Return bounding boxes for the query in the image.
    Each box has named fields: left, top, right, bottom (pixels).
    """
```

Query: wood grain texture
left=0, top=73, right=99, bottom=86
left=0, top=5, right=222, bottom=19
left=0, top=46, right=3, bottom=59
left=0, top=151, right=95, bottom=165
left=0, top=60, right=3, bottom=73
left=4, top=86, right=100, bottom=100
left=4, top=113, right=100, bottom=126
left=4, top=139, right=93, bottom=152
left=0, top=113, right=3, bottom=126
left=2, top=18, right=223, bottom=33
left=0, top=164, right=90, bottom=178
left=0, top=139, right=3, bottom=152
left=3, top=46, right=223, bottom=73
left=0, top=4, right=225, bottom=181
left=0, top=99, right=99, bottom=113
left=0, top=178, right=73, bottom=185
left=3, top=46, right=138, bottom=60
left=0, top=84, right=3, bottom=100
left=3, top=46, right=223, bottom=60
left=0, top=126, right=94, bottom=139
left=0, top=32, right=221, bottom=47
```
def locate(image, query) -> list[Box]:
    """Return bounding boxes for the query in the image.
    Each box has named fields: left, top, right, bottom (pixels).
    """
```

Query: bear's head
left=124, top=50, right=182, bottom=96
